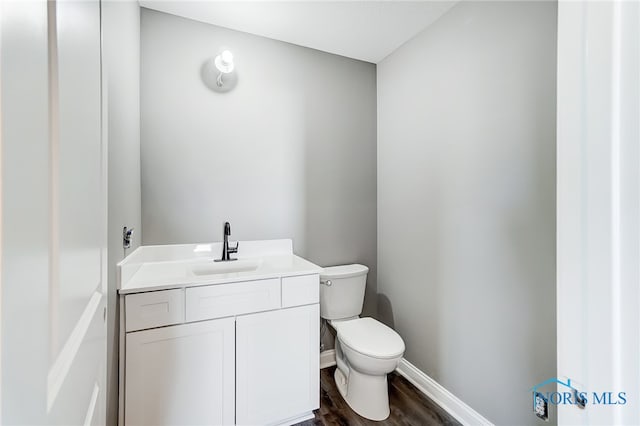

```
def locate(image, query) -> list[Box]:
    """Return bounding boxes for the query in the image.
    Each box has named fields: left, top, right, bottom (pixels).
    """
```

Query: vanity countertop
left=118, top=239, right=322, bottom=294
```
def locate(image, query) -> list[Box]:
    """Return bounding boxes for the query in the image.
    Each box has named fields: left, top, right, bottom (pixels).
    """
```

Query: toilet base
left=334, top=366, right=390, bottom=421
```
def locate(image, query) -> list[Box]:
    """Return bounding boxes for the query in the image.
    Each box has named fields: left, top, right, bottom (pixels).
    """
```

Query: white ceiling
left=138, top=1, right=457, bottom=63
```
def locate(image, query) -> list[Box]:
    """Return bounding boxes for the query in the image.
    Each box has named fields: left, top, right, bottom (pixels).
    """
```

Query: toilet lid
left=321, top=264, right=369, bottom=279
left=333, top=317, right=405, bottom=359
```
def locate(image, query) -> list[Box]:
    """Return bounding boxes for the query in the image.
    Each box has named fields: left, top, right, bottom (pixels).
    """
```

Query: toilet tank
left=319, top=264, right=369, bottom=320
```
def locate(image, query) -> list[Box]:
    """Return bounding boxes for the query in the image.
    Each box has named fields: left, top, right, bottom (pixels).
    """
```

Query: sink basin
left=190, top=259, right=261, bottom=276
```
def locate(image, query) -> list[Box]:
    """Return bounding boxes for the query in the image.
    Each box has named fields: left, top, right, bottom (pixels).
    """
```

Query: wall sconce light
left=202, top=48, right=238, bottom=93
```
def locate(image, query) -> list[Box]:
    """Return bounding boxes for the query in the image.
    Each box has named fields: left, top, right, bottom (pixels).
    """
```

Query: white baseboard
left=396, top=358, right=493, bottom=426
left=320, top=349, right=336, bottom=369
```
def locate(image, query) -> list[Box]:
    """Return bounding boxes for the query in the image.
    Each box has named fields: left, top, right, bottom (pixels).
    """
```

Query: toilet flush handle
left=321, top=279, right=332, bottom=286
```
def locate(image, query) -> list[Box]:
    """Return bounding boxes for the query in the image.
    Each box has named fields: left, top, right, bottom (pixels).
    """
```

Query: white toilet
left=320, top=264, right=405, bottom=421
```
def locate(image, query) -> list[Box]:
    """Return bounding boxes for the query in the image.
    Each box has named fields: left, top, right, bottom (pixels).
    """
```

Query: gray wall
left=140, top=9, right=378, bottom=316
left=377, top=2, right=557, bottom=425
left=103, top=2, right=141, bottom=425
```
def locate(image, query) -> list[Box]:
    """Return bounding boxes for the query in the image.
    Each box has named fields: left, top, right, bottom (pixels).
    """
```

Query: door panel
left=47, top=1, right=106, bottom=423
left=49, top=292, right=106, bottom=424
left=0, top=1, right=51, bottom=423
left=0, top=0, right=107, bottom=423
left=557, top=2, right=640, bottom=425
left=54, top=0, right=103, bottom=356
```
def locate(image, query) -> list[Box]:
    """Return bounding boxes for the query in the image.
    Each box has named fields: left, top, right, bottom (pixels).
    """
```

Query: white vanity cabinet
left=120, top=270, right=320, bottom=426
left=125, top=318, right=235, bottom=426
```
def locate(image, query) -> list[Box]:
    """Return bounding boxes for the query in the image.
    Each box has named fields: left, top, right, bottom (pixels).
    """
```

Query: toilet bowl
left=331, top=317, right=405, bottom=420
left=320, top=265, right=405, bottom=421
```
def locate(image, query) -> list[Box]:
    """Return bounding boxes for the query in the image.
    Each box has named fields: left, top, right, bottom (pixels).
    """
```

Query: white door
left=236, top=304, right=320, bottom=425
left=0, top=0, right=107, bottom=424
left=557, top=1, right=640, bottom=425
left=125, top=318, right=235, bottom=426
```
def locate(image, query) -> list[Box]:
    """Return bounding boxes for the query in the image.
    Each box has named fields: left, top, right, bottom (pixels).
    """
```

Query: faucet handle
left=228, top=241, right=239, bottom=254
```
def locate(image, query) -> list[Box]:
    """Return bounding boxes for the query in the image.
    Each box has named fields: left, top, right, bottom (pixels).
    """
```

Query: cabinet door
left=125, top=318, right=234, bottom=426
left=236, top=304, right=320, bottom=425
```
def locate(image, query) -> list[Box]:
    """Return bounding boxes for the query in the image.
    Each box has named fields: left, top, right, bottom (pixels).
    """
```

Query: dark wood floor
left=297, top=367, right=461, bottom=426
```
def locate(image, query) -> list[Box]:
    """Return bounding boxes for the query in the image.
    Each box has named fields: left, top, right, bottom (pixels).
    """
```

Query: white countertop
left=118, top=239, right=322, bottom=294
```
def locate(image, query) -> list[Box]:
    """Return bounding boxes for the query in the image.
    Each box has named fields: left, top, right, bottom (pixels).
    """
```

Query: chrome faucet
left=216, top=221, right=238, bottom=262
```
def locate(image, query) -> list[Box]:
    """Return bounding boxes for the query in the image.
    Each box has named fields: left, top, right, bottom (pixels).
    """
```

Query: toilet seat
left=332, top=317, right=405, bottom=359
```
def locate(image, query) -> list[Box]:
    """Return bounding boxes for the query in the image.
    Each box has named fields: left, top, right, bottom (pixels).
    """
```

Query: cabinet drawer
left=282, top=274, right=319, bottom=308
left=125, top=289, right=185, bottom=332
left=186, top=278, right=280, bottom=322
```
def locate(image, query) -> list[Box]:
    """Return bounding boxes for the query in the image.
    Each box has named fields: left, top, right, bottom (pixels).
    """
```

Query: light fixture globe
left=215, top=50, right=234, bottom=73
left=201, top=49, right=238, bottom=93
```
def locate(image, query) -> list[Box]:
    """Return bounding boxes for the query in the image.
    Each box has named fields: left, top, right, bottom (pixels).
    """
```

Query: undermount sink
left=190, top=259, right=261, bottom=276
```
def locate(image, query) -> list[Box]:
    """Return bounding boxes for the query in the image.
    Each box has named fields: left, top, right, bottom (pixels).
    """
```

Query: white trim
left=0, top=2, right=4, bottom=420
left=118, top=294, right=126, bottom=426
left=320, top=349, right=336, bottom=369
left=47, top=291, right=103, bottom=411
left=83, top=382, right=100, bottom=426
left=396, top=358, right=493, bottom=426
